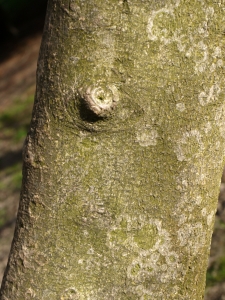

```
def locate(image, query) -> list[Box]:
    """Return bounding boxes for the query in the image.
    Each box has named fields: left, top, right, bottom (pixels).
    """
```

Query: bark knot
left=78, top=84, right=119, bottom=117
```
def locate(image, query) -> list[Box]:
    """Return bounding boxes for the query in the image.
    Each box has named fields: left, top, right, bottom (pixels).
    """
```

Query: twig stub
left=78, top=85, right=119, bottom=117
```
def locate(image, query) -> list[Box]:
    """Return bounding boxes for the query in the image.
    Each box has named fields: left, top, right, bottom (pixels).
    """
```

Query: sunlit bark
left=1, top=1, right=225, bottom=299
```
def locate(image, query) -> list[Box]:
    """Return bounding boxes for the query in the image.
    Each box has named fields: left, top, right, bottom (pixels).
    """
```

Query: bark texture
left=1, top=0, right=225, bottom=299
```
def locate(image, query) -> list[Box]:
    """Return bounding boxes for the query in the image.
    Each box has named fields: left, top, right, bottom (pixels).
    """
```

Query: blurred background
left=0, top=1, right=225, bottom=299
left=0, top=0, right=47, bottom=286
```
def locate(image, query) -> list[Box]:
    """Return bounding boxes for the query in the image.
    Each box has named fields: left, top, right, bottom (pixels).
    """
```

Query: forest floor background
left=0, top=25, right=225, bottom=300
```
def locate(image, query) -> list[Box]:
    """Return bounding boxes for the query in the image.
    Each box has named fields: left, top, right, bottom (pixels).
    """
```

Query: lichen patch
left=174, top=129, right=204, bottom=162
left=177, top=223, right=205, bottom=255
left=176, top=103, right=186, bottom=112
left=136, top=127, right=158, bottom=147
left=106, top=215, right=184, bottom=298
left=198, top=84, right=221, bottom=106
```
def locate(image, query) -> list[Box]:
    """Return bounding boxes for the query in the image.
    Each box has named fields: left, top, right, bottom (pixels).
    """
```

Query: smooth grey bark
left=1, top=0, right=225, bottom=299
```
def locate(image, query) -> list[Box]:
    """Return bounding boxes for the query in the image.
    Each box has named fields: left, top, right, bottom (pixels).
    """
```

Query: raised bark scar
left=78, top=85, right=119, bottom=117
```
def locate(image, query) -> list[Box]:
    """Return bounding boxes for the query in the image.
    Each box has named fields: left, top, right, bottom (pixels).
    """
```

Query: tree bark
left=1, top=1, right=225, bottom=299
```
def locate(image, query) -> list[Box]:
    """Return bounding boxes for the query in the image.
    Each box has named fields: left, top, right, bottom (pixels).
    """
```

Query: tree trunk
left=1, top=1, right=225, bottom=299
